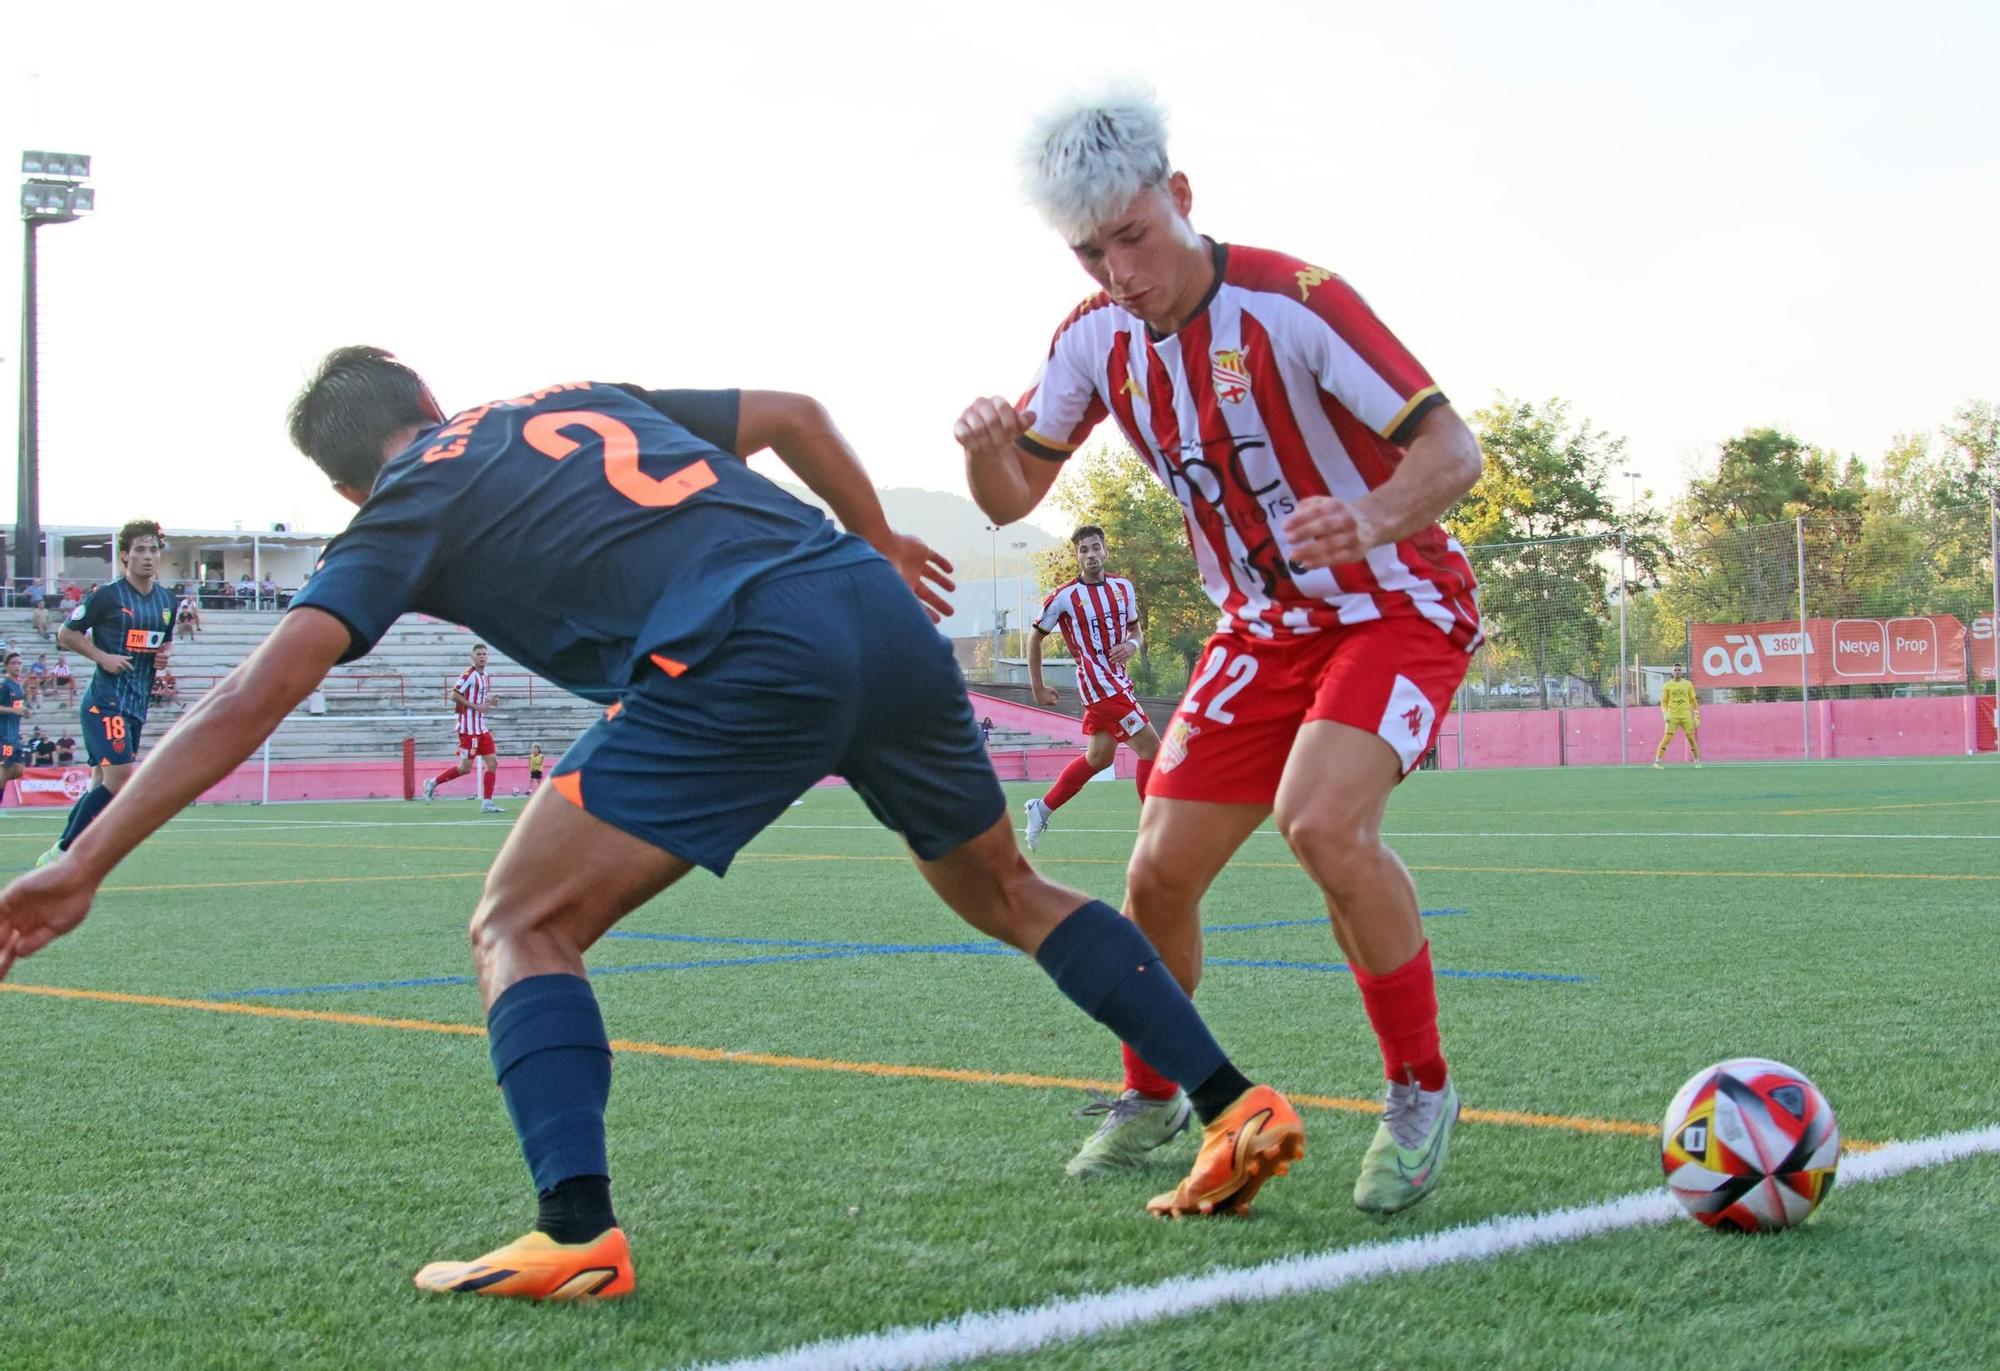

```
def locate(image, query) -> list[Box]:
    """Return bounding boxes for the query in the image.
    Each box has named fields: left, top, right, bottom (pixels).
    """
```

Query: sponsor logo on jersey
left=1294, top=265, right=1334, bottom=302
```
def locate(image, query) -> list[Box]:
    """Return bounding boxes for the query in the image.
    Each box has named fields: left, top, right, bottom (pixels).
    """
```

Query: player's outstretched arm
left=956, top=397, right=1063, bottom=526
left=1282, top=404, right=1485, bottom=570
left=0, top=608, right=351, bottom=981
left=737, top=390, right=955, bottom=621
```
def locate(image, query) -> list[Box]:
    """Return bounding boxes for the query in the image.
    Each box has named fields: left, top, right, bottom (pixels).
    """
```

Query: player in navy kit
left=40, top=522, right=176, bottom=861
left=0, top=652, right=28, bottom=798
left=0, top=348, right=1303, bottom=1301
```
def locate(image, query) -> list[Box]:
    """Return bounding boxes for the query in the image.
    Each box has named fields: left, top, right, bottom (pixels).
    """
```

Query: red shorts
left=1080, top=691, right=1151, bottom=743
left=457, top=730, right=497, bottom=759
left=1146, top=618, right=1470, bottom=807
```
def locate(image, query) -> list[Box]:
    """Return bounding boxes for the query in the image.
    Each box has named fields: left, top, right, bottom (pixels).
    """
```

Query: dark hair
left=472, top=643, right=488, bottom=653
left=3, top=652, right=18, bottom=666
left=117, top=520, right=165, bottom=555
left=288, top=346, right=439, bottom=490
left=1070, top=525, right=1106, bottom=547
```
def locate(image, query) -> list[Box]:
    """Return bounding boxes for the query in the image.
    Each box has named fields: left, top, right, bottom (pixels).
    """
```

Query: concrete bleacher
left=0, top=607, right=603, bottom=763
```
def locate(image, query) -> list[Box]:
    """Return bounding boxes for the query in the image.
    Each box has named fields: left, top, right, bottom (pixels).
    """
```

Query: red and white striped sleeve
left=1236, top=250, right=1445, bottom=446
left=1015, top=297, right=1112, bottom=462
left=1034, top=584, right=1071, bottom=635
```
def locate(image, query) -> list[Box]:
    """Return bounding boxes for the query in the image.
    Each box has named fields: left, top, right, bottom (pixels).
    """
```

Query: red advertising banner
left=1692, top=617, right=1970, bottom=688
left=5, top=766, right=94, bottom=807
left=1974, top=612, right=1997, bottom=684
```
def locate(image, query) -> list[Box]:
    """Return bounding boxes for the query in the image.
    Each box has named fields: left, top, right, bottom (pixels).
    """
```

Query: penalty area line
left=691, top=1124, right=2000, bottom=1371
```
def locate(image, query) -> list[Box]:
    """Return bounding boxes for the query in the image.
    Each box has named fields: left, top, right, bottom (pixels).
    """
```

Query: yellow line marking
left=1777, top=798, right=2000, bottom=816
left=0, top=981, right=1773, bottom=1145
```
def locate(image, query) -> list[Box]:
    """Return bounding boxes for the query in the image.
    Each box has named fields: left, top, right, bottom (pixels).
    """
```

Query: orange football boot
left=413, top=1227, right=634, bottom=1300
left=1147, top=1085, right=1304, bottom=1218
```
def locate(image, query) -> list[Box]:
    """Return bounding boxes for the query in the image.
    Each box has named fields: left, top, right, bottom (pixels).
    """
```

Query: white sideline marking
left=689, top=1125, right=2000, bottom=1371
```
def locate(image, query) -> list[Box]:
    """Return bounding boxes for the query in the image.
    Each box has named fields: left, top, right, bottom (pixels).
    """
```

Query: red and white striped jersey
left=1036, top=575, right=1140, bottom=706
left=453, top=667, right=491, bottom=736
left=1016, top=241, right=1481, bottom=649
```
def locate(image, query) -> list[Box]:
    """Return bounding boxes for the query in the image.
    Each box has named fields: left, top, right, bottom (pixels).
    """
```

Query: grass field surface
left=2, top=759, right=1995, bottom=1369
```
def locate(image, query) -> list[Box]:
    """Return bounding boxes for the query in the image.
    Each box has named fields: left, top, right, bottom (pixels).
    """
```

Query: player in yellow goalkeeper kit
left=1655, top=663, right=1700, bottom=767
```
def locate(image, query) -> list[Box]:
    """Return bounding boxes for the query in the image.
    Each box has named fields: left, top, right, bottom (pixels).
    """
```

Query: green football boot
left=1353, top=1076, right=1460, bottom=1215
left=34, top=844, right=62, bottom=869
left=1065, top=1088, right=1192, bottom=1178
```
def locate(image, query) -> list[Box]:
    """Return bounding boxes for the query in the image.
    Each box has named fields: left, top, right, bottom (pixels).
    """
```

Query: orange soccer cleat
left=1147, top=1084, right=1305, bottom=1219
left=413, top=1227, right=634, bottom=1300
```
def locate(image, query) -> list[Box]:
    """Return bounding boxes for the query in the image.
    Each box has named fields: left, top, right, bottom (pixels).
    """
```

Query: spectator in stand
left=151, top=669, right=180, bottom=706
left=177, top=593, right=203, bottom=639
left=260, top=575, right=279, bottom=609
left=237, top=573, right=257, bottom=607
left=49, top=656, right=75, bottom=707
left=26, top=656, right=49, bottom=708
left=979, top=716, right=995, bottom=746
left=55, top=734, right=76, bottom=766
left=29, top=731, right=54, bottom=767
left=58, top=586, right=80, bottom=618
left=32, top=603, right=51, bottom=640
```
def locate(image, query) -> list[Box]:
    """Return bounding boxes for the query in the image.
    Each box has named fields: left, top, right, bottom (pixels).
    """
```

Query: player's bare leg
left=1275, top=719, right=1459, bottom=1215
left=415, top=785, right=691, bottom=1300
left=912, top=813, right=1302, bottom=1212
left=1056, top=795, right=1267, bottom=1176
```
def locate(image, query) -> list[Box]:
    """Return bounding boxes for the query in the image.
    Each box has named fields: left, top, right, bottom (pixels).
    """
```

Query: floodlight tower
left=17, top=150, right=95, bottom=591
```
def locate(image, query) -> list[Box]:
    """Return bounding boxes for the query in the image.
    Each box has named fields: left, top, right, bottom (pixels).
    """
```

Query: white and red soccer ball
left=1661, top=1058, right=1839, bottom=1232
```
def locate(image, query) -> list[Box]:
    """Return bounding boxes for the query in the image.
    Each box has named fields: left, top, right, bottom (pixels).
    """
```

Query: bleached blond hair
left=1021, top=87, right=1173, bottom=244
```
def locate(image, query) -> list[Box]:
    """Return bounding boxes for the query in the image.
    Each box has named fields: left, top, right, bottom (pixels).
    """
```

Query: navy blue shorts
left=82, top=703, right=143, bottom=767
left=550, top=558, right=1006, bottom=876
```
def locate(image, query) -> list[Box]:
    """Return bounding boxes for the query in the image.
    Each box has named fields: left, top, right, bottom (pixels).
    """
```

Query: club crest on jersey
left=1157, top=715, right=1201, bottom=774
left=1211, top=349, right=1252, bottom=406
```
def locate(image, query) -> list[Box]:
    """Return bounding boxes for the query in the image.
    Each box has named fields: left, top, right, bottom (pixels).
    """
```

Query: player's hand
left=0, top=860, right=101, bottom=981
left=1282, top=495, right=1379, bottom=570
left=1033, top=684, right=1060, bottom=707
left=952, top=398, right=1036, bottom=460
left=1109, top=640, right=1139, bottom=666
left=875, top=532, right=956, bottom=623
left=97, top=654, right=135, bottom=676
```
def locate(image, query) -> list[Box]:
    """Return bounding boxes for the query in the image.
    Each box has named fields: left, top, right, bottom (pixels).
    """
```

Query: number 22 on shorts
left=1182, top=644, right=1258, bottom=724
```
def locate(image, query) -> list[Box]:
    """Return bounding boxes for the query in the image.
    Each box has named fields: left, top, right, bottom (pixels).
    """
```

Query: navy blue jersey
left=67, top=578, right=177, bottom=722
left=0, top=679, right=22, bottom=747
left=289, top=382, right=877, bottom=701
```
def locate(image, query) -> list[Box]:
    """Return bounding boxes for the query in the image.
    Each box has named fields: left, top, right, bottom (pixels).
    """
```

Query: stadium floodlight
left=16, top=150, right=95, bottom=589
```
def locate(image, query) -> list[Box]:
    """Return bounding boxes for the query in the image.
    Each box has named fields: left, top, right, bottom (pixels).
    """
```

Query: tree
left=1452, top=397, right=1662, bottom=707
left=1037, top=441, right=1211, bottom=695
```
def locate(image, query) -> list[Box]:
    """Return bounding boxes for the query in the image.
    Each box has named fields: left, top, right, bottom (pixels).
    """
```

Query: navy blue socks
left=1033, top=901, right=1253, bottom=1123
left=487, top=973, right=618, bottom=1241
left=57, top=783, right=115, bottom=851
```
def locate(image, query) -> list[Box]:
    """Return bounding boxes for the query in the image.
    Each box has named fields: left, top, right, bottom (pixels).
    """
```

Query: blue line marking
left=215, top=907, right=1582, bottom=999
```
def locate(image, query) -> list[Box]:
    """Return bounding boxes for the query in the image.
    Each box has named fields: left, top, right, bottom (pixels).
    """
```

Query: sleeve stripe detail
left=1381, top=386, right=1445, bottom=444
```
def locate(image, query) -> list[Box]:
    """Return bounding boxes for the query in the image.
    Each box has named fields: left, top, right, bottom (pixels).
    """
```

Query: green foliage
left=1040, top=441, right=1211, bottom=694
left=1453, top=397, right=1663, bottom=706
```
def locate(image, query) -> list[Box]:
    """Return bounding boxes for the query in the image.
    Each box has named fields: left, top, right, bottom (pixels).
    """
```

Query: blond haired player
left=1655, top=663, right=1701, bottom=767
left=956, top=91, right=1485, bottom=1213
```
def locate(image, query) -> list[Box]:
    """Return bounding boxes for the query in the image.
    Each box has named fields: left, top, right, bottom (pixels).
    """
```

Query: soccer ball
left=1660, top=1057, right=1839, bottom=1232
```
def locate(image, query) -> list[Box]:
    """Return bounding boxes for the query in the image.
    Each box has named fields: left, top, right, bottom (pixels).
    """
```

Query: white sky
left=5, top=0, right=1996, bottom=540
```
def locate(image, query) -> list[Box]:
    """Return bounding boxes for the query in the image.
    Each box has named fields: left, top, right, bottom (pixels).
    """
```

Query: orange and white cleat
left=413, top=1227, right=634, bottom=1300
left=1147, top=1084, right=1304, bottom=1219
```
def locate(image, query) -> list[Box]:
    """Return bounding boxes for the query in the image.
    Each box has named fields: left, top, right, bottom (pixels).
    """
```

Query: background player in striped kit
left=425, top=644, right=503, bottom=812
left=956, top=91, right=1486, bottom=1211
left=1023, top=525, right=1160, bottom=850
left=41, top=521, right=176, bottom=863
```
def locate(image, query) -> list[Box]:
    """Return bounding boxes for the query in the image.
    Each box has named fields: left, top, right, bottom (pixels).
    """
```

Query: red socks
left=483, top=765, right=497, bottom=800
left=1135, top=758, right=1153, bottom=803
left=1351, top=940, right=1449, bottom=1091
left=1041, top=755, right=1096, bottom=811
left=1122, top=1042, right=1180, bottom=1100
left=430, top=766, right=461, bottom=789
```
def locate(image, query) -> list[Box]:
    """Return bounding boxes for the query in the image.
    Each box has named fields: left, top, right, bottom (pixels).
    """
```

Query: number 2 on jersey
left=1183, top=644, right=1258, bottom=724
left=522, top=411, right=718, bottom=508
